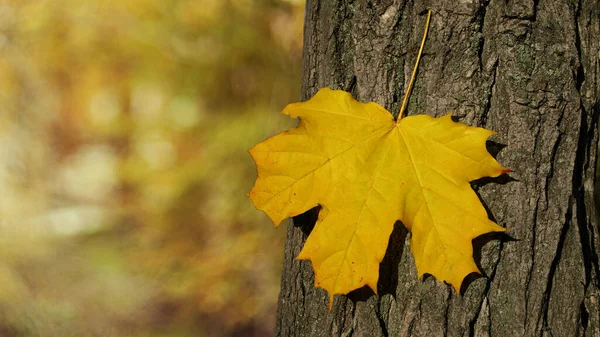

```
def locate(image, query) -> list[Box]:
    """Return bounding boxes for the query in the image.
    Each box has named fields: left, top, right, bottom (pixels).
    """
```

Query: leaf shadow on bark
left=345, top=222, right=409, bottom=305
left=293, top=206, right=321, bottom=237
left=461, top=166, right=518, bottom=293
left=377, top=223, right=408, bottom=296
left=461, top=232, right=518, bottom=293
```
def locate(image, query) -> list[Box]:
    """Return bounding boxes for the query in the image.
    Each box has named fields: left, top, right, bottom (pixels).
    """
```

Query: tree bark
left=275, top=0, right=600, bottom=336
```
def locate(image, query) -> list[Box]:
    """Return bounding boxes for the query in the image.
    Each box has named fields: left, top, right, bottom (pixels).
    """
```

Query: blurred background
left=0, top=0, right=303, bottom=336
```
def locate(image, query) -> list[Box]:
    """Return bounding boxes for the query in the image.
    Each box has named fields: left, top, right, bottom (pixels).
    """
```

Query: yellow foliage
left=0, top=0, right=305, bottom=335
left=250, top=88, right=509, bottom=306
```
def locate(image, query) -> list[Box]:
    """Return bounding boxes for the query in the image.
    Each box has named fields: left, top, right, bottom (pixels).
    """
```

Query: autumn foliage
left=0, top=0, right=304, bottom=336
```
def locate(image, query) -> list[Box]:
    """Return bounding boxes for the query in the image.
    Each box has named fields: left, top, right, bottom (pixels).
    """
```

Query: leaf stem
left=398, top=9, right=431, bottom=121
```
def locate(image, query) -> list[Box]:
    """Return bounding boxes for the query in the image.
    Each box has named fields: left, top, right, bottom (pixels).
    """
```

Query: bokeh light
left=0, top=0, right=304, bottom=335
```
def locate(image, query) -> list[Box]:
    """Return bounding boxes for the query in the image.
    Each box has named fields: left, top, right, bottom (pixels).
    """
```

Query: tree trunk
left=275, top=0, right=600, bottom=336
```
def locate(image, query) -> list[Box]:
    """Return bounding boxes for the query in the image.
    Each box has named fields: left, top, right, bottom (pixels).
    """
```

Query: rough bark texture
left=275, top=0, right=600, bottom=336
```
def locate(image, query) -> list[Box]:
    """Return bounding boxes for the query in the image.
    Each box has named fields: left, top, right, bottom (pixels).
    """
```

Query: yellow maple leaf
left=249, top=10, right=509, bottom=307
left=249, top=88, right=509, bottom=306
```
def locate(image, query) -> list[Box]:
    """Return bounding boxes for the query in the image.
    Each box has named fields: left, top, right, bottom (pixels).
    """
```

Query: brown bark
left=275, top=0, right=600, bottom=336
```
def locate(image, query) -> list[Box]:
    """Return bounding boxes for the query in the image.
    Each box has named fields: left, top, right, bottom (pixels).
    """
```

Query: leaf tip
left=271, top=216, right=284, bottom=228
left=366, top=280, right=378, bottom=295
left=248, top=143, right=260, bottom=157
left=296, top=250, right=308, bottom=261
